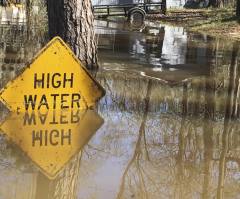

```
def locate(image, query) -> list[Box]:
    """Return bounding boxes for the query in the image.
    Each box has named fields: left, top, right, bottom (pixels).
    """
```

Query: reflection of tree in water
left=202, top=62, right=215, bottom=199
left=96, top=42, right=240, bottom=199
left=35, top=153, right=82, bottom=199
left=0, top=10, right=240, bottom=198
left=31, top=39, right=240, bottom=198
left=116, top=80, right=152, bottom=199
left=217, top=42, right=240, bottom=199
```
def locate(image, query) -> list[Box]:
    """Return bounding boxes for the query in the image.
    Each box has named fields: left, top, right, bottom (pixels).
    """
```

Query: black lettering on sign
left=38, top=95, right=49, bottom=110
left=61, top=129, right=71, bottom=145
left=71, top=110, right=80, bottom=123
left=24, top=112, right=36, bottom=126
left=26, top=73, right=78, bottom=110
left=52, top=73, right=61, bottom=88
left=23, top=110, right=81, bottom=126
left=60, top=111, right=68, bottom=124
left=32, top=130, right=43, bottom=146
left=24, top=95, right=37, bottom=110
left=46, top=73, right=50, bottom=88
left=51, top=94, right=59, bottom=109
left=63, top=73, right=74, bottom=88
left=71, top=93, right=81, bottom=108
left=49, top=110, right=58, bottom=125
left=50, top=129, right=59, bottom=146
left=34, top=73, right=45, bottom=89
left=38, top=111, right=48, bottom=125
left=33, top=73, right=74, bottom=89
left=61, top=94, right=70, bottom=109
left=24, top=112, right=48, bottom=126
left=24, top=93, right=81, bottom=110
left=32, top=129, right=72, bottom=147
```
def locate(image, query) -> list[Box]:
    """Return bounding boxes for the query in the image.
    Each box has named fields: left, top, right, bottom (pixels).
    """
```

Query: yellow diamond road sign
left=0, top=37, right=105, bottom=112
left=0, top=109, right=104, bottom=179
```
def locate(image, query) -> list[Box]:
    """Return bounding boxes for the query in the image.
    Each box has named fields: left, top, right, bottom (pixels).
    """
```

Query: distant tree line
left=207, top=0, right=240, bottom=16
left=183, top=0, right=240, bottom=16
left=237, top=0, right=240, bottom=16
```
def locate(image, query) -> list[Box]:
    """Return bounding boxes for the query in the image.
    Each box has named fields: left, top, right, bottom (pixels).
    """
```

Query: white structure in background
left=167, top=0, right=186, bottom=8
left=161, top=25, right=187, bottom=65
left=0, top=6, right=26, bottom=25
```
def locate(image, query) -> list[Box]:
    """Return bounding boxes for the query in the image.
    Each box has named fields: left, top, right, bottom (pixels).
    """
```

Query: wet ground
left=0, top=16, right=240, bottom=199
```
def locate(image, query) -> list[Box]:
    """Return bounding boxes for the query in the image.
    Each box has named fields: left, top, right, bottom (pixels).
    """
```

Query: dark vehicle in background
left=92, top=0, right=166, bottom=22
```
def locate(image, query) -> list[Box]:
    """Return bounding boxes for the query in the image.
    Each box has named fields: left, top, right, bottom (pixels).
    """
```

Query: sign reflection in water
left=0, top=109, right=104, bottom=179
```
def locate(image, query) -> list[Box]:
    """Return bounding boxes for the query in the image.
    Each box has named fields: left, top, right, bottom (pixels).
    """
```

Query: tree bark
left=236, top=0, right=240, bottom=17
left=25, top=0, right=32, bottom=38
left=46, top=0, right=98, bottom=69
left=208, top=0, right=222, bottom=7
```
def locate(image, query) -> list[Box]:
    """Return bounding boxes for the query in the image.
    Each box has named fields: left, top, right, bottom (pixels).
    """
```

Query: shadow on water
left=0, top=11, right=240, bottom=199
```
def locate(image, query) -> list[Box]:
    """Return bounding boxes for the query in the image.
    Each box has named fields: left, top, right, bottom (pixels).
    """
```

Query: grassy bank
left=148, top=8, right=240, bottom=40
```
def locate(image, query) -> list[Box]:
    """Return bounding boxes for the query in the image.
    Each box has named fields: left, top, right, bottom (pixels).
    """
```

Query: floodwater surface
left=0, top=16, right=240, bottom=199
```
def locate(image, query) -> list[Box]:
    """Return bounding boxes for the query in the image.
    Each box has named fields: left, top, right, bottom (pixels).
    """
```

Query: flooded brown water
left=0, top=16, right=240, bottom=199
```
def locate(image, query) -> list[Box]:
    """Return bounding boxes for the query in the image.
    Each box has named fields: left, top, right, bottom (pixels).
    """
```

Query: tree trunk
left=208, top=0, right=222, bottom=7
left=46, top=0, right=98, bottom=69
left=236, top=0, right=240, bottom=17
left=25, top=0, right=32, bottom=38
